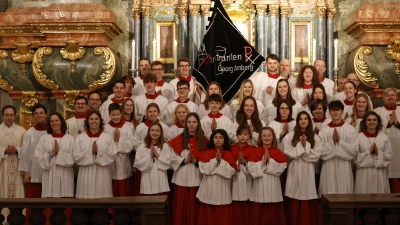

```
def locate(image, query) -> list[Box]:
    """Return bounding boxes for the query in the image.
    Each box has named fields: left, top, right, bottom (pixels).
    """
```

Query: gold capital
left=386, top=38, right=400, bottom=75
left=177, top=6, right=188, bottom=18
left=256, top=5, right=267, bottom=16
left=316, top=6, right=326, bottom=18
left=201, top=5, right=211, bottom=16
left=327, top=8, right=336, bottom=19
left=280, top=6, right=290, bottom=17
left=132, top=8, right=141, bottom=19
left=189, top=5, right=200, bottom=16
left=142, top=7, right=152, bottom=18
left=269, top=5, right=279, bottom=16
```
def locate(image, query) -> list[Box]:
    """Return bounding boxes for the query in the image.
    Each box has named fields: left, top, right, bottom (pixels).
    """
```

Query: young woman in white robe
left=345, top=93, right=373, bottom=133
left=74, top=111, right=117, bottom=198
left=197, top=81, right=230, bottom=118
left=307, top=84, right=329, bottom=118
left=168, top=104, right=189, bottom=140
left=268, top=99, right=296, bottom=149
left=230, top=79, right=264, bottom=121
left=354, top=111, right=393, bottom=193
left=291, top=65, right=320, bottom=113
left=341, top=81, right=357, bottom=120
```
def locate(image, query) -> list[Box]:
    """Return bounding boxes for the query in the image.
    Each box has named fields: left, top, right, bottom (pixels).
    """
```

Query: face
left=147, top=107, right=160, bottom=121
left=383, top=90, right=398, bottom=107
left=123, top=100, right=134, bottom=114
left=244, top=99, right=255, bottom=117
left=88, top=113, right=101, bottom=130
left=33, top=108, right=46, bottom=125
left=186, top=116, right=198, bottom=134
left=313, top=87, right=324, bottom=100
left=208, top=84, right=220, bottom=95
left=149, top=125, right=161, bottom=141
left=242, top=82, right=253, bottom=96
left=2, top=108, right=15, bottom=127
left=261, top=129, right=274, bottom=147
left=88, top=93, right=101, bottom=111
left=176, top=107, right=188, bottom=122
left=75, top=99, right=87, bottom=114
left=314, top=60, right=326, bottom=77
left=177, top=85, right=190, bottom=98
left=144, top=81, right=156, bottom=92
left=209, top=100, right=222, bottom=113
left=279, top=103, right=290, bottom=119
left=213, top=133, right=224, bottom=148
left=139, top=59, right=151, bottom=75
left=346, top=74, right=359, bottom=87
left=303, top=68, right=314, bottom=83
left=124, top=80, right=133, bottom=94
left=109, top=109, right=122, bottom=123
left=298, top=114, right=309, bottom=129
left=50, top=115, right=62, bottom=133
left=277, top=81, right=288, bottom=97
left=312, top=104, right=324, bottom=119
left=266, top=58, right=279, bottom=73
left=113, top=83, right=125, bottom=98
left=178, top=61, right=191, bottom=77
left=151, top=64, right=164, bottom=80
left=356, top=97, right=367, bottom=112
left=365, top=114, right=378, bottom=130
left=329, top=108, right=343, bottom=121
left=338, top=78, right=347, bottom=91
left=237, top=130, right=250, bottom=144
left=279, top=59, right=290, bottom=73
left=344, top=83, right=356, bottom=98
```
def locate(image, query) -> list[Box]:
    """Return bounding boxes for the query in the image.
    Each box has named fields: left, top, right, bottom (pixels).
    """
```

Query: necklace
left=76, top=119, right=84, bottom=134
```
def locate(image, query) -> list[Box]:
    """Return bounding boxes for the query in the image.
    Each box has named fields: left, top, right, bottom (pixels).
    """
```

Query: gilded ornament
left=280, top=6, right=290, bottom=17
left=32, top=47, right=59, bottom=90
left=316, top=6, right=326, bottom=18
left=327, top=8, right=336, bottom=19
left=345, top=23, right=400, bottom=39
left=0, top=75, right=13, bottom=91
left=0, top=50, right=8, bottom=59
left=142, top=7, right=152, bottom=18
left=201, top=5, right=211, bottom=16
left=64, top=90, right=82, bottom=107
left=11, top=42, right=35, bottom=75
left=385, top=38, right=400, bottom=75
left=354, top=46, right=379, bottom=89
left=269, top=5, right=279, bottom=16
left=63, top=106, right=76, bottom=121
left=90, top=47, right=116, bottom=90
left=60, top=40, right=86, bottom=74
left=294, top=0, right=309, bottom=2
left=226, top=3, right=251, bottom=23
left=189, top=5, right=200, bottom=17
left=256, top=5, right=267, bottom=16
left=132, top=8, right=141, bottom=19
left=21, top=91, right=39, bottom=108
left=293, top=9, right=313, bottom=15
left=154, top=9, right=176, bottom=16
left=20, top=107, right=34, bottom=130
left=177, top=6, right=188, bottom=18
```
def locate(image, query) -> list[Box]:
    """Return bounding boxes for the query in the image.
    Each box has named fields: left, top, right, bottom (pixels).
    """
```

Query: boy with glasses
left=151, top=61, right=175, bottom=102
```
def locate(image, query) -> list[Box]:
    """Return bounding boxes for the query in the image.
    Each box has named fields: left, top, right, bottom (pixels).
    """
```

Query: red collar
left=267, top=72, right=280, bottom=79
left=327, top=120, right=345, bottom=128
left=313, top=117, right=327, bottom=123
left=384, top=104, right=397, bottom=110
left=246, top=116, right=252, bottom=120
left=300, top=131, right=307, bottom=136
left=208, top=112, right=223, bottom=119
left=145, top=92, right=160, bottom=100
left=34, top=123, right=47, bottom=131
left=157, top=80, right=165, bottom=86
left=139, top=74, right=145, bottom=80
left=175, top=122, right=184, bottom=128
left=320, top=76, right=325, bottom=82
left=86, top=130, right=103, bottom=137
left=108, top=120, right=125, bottom=128
left=124, top=93, right=132, bottom=98
left=51, top=132, right=65, bottom=138
left=303, top=84, right=313, bottom=89
left=175, top=98, right=190, bottom=103
left=144, top=119, right=159, bottom=127
left=357, top=114, right=364, bottom=119
left=280, top=119, right=289, bottom=123
left=363, top=131, right=378, bottom=138
left=111, top=97, right=124, bottom=104
left=151, top=141, right=159, bottom=147
left=178, top=75, right=192, bottom=82
left=343, top=98, right=355, bottom=106
left=75, top=109, right=91, bottom=119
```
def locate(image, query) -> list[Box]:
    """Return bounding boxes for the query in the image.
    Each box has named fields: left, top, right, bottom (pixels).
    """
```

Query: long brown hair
left=181, top=113, right=206, bottom=151
left=272, top=79, right=296, bottom=107
left=121, top=98, right=139, bottom=128
left=256, top=127, right=278, bottom=148
left=348, top=93, right=372, bottom=128
left=144, top=122, right=166, bottom=150
left=202, top=81, right=226, bottom=110
left=235, top=96, right=263, bottom=133
left=295, top=65, right=320, bottom=88
left=292, top=111, right=315, bottom=148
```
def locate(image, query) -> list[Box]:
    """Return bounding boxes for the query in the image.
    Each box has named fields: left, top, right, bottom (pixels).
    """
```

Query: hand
left=300, top=134, right=307, bottom=147
left=114, top=128, right=120, bottom=142
left=92, top=141, right=98, bottom=154
left=390, top=112, right=398, bottom=125
left=261, top=148, right=270, bottom=164
left=52, top=140, right=59, bottom=156
left=191, top=154, right=197, bottom=163
left=314, top=126, right=320, bottom=135
left=5, top=145, right=17, bottom=155
left=248, top=123, right=254, bottom=134
left=184, top=150, right=192, bottom=164
left=266, top=86, right=273, bottom=95
left=157, top=89, right=163, bottom=95
left=281, top=122, right=289, bottom=135
left=238, top=152, right=246, bottom=164
left=370, top=143, right=377, bottom=155
left=333, top=128, right=340, bottom=143
left=211, top=118, right=217, bottom=131
left=301, top=93, right=310, bottom=106
left=24, top=172, right=31, bottom=184
left=216, top=149, right=222, bottom=162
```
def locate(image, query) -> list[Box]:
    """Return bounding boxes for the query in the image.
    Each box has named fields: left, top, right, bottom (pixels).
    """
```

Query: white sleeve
left=34, top=137, right=54, bottom=170
left=134, top=145, right=153, bottom=172
left=94, top=138, right=117, bottom=166
left=215, top=159, right=236, bottom=179
left=18, top=132, right=31, bottom=172
left=199, top=158, right=218, bottom=175
left=73, top=138, right=95, bottom=166
left=156, top=145, right=172, bottom=171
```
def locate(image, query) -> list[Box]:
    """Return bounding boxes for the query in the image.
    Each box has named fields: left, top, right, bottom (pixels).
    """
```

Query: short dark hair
left=266, top=54, right=279, bottom=62
left=74, top=96, right=88, bottom=105
left=114, top=80, right=125, bottom=88
left=47, top=112, right=67, bottom=134
left=236, top=125, right=251, bottom=136
left=178, top=57, right=191, bottom=66
left=143, top=72, right=157, bottom=83
left=2, top=105, right=16, bottom=116
left=31, top=103, right=47, bottom=115
left=108, top=103, right=122, bottom=114
left=207, top=129, right=231, bottom=150
left=139, top=57, right=151, bottom=65
left=151, top=60, right=163, bottom=67
left=88, top=90, right=102, bottom=100
left=208, top=94, right=222, bottom=103
left=121, top=75, right=134, bottom=85
left=309, top=99, right=327, bottom=116
left=328, top=100, right=344, bottom=111
left=177, top=79, right=190, bottom=88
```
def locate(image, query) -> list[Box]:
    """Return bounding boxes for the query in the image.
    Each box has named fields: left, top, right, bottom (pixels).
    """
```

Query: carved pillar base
left=91, top=209, right=109, bottom=225
left=112, top=209, right=131, bottom=225
left=70, top=209, right=88, bottom=225
left=7, top=208, right=25, bottom=225
left=50, top=208, right=68, bottom=225
left=29, top=208, right=46, bottom=225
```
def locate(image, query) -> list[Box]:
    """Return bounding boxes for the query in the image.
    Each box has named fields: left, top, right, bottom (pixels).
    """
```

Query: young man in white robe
left=151, top=61, right=175, bottom=103
left=66, top=96, right=91, bottom=138
left=314, top=59, right=334, bottom=101
left=132, top=57, right=151, bottom=98
left=0, top=105, right=26, bottom=220
left=99, top=80, right=126, bottom=124
left=318, top=100, right=359, bottom=196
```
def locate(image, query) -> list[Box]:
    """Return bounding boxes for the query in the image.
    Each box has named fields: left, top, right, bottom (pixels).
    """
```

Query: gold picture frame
left=155, top=21, right=176, bottom=75
left=290, top=20, right=315, bottom=68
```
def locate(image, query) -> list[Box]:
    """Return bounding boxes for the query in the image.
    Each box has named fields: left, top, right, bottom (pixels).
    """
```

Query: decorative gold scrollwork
left=64, top=106, right=76, bottom=121
left=354, top=46, right=379, bottom=89
left=20, top=107, right=35, bottom=130
left=32, top=47, right=59, bottom=90
left=0, top=75, right=14, bottom=91
left=0, top=50, right=8, bottom=59
left=21, top=91, right=39, bottom=108
left=11, top=42, right=35, bottom=75
left=60, top=40, right=86, bottom=74
left=64, top=90, right=82, bottom=107
left=385, top=38, right=400, bottom=75
left=90, top=47, right=116, bottom=90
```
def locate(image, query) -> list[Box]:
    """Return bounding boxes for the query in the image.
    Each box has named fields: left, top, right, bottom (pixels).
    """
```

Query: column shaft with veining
left=178, top=6, right=188, bottom=59
left=132, top=8, right=141, bottom=75
left=256, top=5, right=267, bottom=72
left=200, top=5, right=210, bottom=39
left=280, top=6, right=290, bottom=60
left=189, top=5, right=200, bottom=67
left=316, top=6, right=326, bottom=62
left=326, top=8, right=336, bottom=79
left=141, top=7, right=151, bottom=59
left=269, top=5, right=279, bottom=56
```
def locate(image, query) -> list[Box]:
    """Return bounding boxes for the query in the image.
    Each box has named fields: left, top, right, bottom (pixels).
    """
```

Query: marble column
left=327, top=8, right=336, bottom=79
left=269, top=5, right=279, bottom=56
left=132, top=8, right=141, bottom=76
left=200, top=5, right=211, bottom=41
left=177, top=6, right=188, bottom=59
left=142, top=7, right=152, bottom=59
left=189, top=5, right=200, bottom=66
left=316, top=6, right=326, bottom=62
left=280, top=6, right=290, bottom=60
left=256, top=5, right=267, bottom=72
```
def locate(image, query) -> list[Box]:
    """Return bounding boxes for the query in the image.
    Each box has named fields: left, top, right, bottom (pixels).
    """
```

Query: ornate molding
left=20, top=107, right=34, bottom=130
left=60, top=40, right=86, bottom=74
left=269, top=5, right=279, bottom=16
left=201, top=5, right=211, bottom=16
left=354, top=46, right=379, bottom=89
left=316, top=6, right=326, bottom=18
left=64, top=106, right=76, bottom=121
left=132, top=8, right=141, bottom=19
left=0, top=75, right=14, bottom=91
left=0, top=50, right=8, bottom=59
left=226, top=5, right=251, bottom=23
left=292, top=8, right=313, bottom=15
left=33, top=47, right=59, bottom=90
left=386, top=38, right=400, bottom=75
left=189, top=5, right=200, bottom=17
left=256, top=5, right=267, bottom=16
left=327, top=8, right=336, bottom=19
left=64, top=90, right=82, bottom=107
left=294, top=0, right=309, bottom=2
left=345, top=22, right=400, bottom=39
left=177, top=6, right=188, bottom=18
left=142, top=7, right=152, bottom=18
left=90, top=47, right=116, bottom=90
left=11, top=42, right=35, bottom=75
left=280, top=6, right=290, bottom=17
left=21, top=91, right=39, bottom=108
left=154, top=8, right=176, bottom=16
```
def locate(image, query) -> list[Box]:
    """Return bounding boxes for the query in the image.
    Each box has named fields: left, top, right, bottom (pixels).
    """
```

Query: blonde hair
left=172, top=104, right=190, bottom=125
left=348, top=93, right=372, bottom=128
left=235, top=79, right=256, bottom=106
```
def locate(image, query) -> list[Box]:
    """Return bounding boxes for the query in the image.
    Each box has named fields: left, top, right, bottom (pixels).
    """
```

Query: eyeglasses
left=179, top=65, right=190, bottom=68
left=75, top=103, right=87, bottom=106
left=89, top=98, right=101, bottom=102
left=152, top=68, right=164, bottom=71
left=177, top=87, right=189, bottom=91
